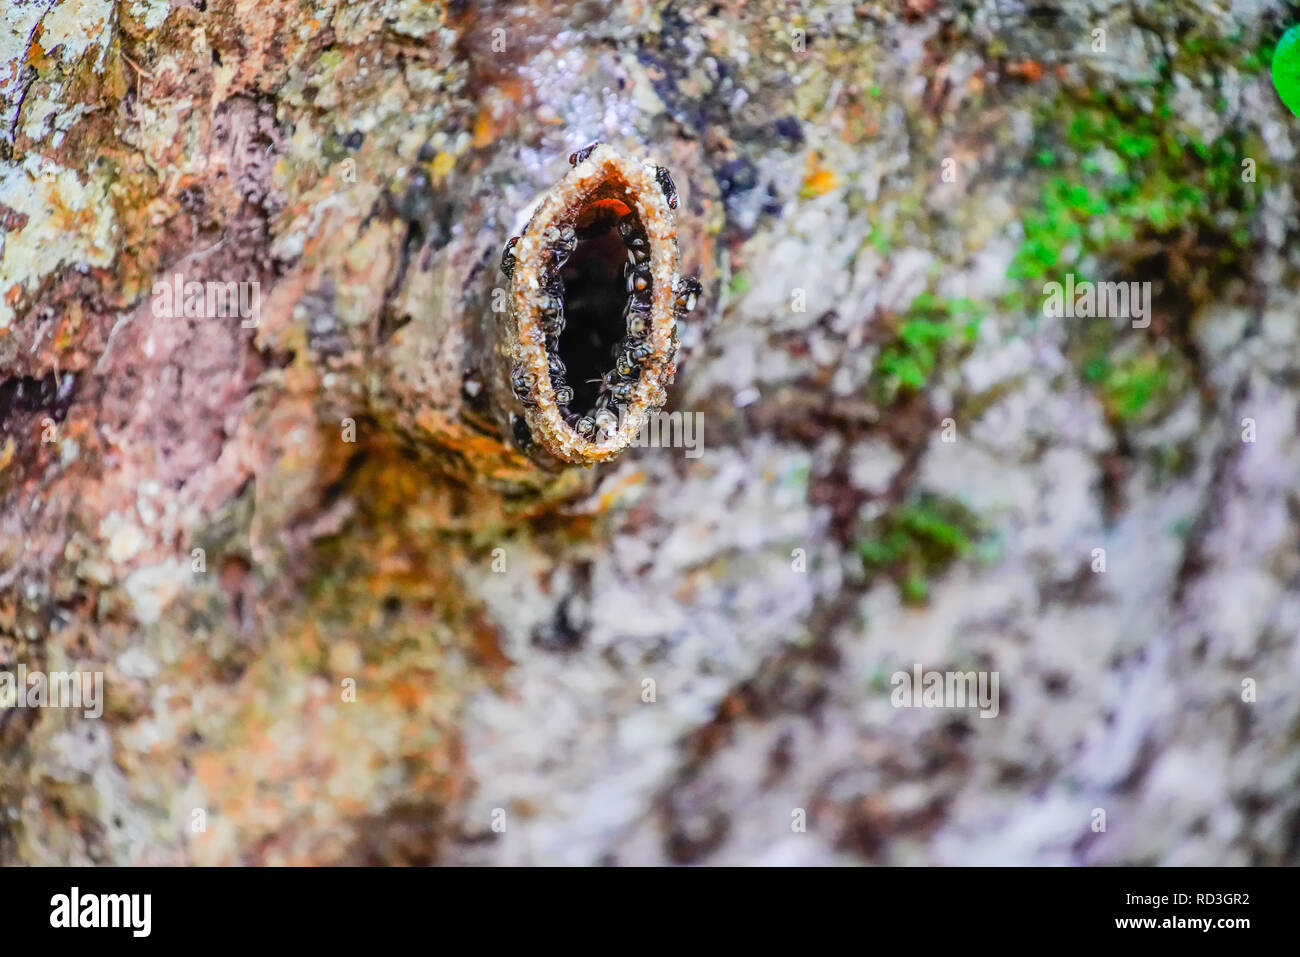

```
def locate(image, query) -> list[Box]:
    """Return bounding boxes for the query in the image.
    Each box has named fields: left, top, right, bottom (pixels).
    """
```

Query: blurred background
left=1, top=0, right=1298, bottom=864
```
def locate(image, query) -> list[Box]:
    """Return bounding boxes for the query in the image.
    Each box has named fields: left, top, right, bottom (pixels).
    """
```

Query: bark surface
left=1, top=0, right=1298, bottom=864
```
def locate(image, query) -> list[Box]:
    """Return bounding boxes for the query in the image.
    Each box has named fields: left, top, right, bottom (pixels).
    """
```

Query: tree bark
left=2, top=0, right=1298, bottom=864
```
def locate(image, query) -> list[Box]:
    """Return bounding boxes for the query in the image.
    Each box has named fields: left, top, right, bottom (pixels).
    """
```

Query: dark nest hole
left=559, top=211, right=633, bottom=412
left=541, top=196, right=651, bottom=433
left=505, top=174, right=668, bottom=445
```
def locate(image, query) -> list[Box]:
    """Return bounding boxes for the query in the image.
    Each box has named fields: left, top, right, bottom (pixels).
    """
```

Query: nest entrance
left=559, top=208, right=636, bottom=413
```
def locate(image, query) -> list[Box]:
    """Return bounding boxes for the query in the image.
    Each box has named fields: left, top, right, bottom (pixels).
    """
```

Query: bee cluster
left=499, top=145, right=700, bottom=459
left=502, top=222, right=577, bottom=408
left=502, top=217, right=700, bottom=445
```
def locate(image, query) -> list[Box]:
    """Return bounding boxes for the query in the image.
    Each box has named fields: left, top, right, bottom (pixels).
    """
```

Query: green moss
left=1076, top=335, right=1180, bottom=426
left=900, top=575, right=930, bottom=604
left=1009, top=87, right=1262, bottom=285
left=1105, top=354, right=1166, bottom=420
left=1240, top=41, right=1275, bottom=75
left=869, top=220, right=895, bottom=256
left=873, top=293, right=983, bottom=400
left=1009, top=75, right=1266, bottom=430
left=857, top=494, right=983, bottom=605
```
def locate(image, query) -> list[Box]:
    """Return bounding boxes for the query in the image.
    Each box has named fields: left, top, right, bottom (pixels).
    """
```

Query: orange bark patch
left=1009, top=61, right=1044, bottom=82
left=801, top=154, right=838, bottom=198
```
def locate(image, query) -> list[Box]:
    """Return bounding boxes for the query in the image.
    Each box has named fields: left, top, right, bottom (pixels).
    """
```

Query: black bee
left=588, top=370, right=621, bottom=393
left=654, top=166, right=678, bottom=209
left=625, top=261, right=650, bottom=294
left=628, top=340, right=653, bottom=363
left=617, top=214, right=650, bottom=263
left=625, top=304, right=650, bottom=339
left=511, top=364, right=537, bottom=405
left=615, top=351, right=637, bottom=378
left=625, top=238, right=650, bottom=265
left=575, top=415, right=597, bottom=438
left=553, top=383, right=574, bottom=405
left=511, top=414, right=534, bottom=451
left=500, top=236, right=520, bottom=277
left=609, top=379, right=636, bottom=404
left=674, top=276, right=702, bottom=313
left=548, top=352, right=566, bottom=379
left=545, top=224, right=577, bottom=267
left=537, top=292, right=565, bottom=337
left=569, top=142, right=602, bottom=166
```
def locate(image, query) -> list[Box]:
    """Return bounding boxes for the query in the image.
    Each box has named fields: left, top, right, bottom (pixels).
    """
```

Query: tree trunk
left=2, top=0, right=1298, bottom=864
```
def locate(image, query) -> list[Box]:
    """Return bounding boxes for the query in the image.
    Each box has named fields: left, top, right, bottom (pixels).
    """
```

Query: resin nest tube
left=500, top=143, right=701, bottom=465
